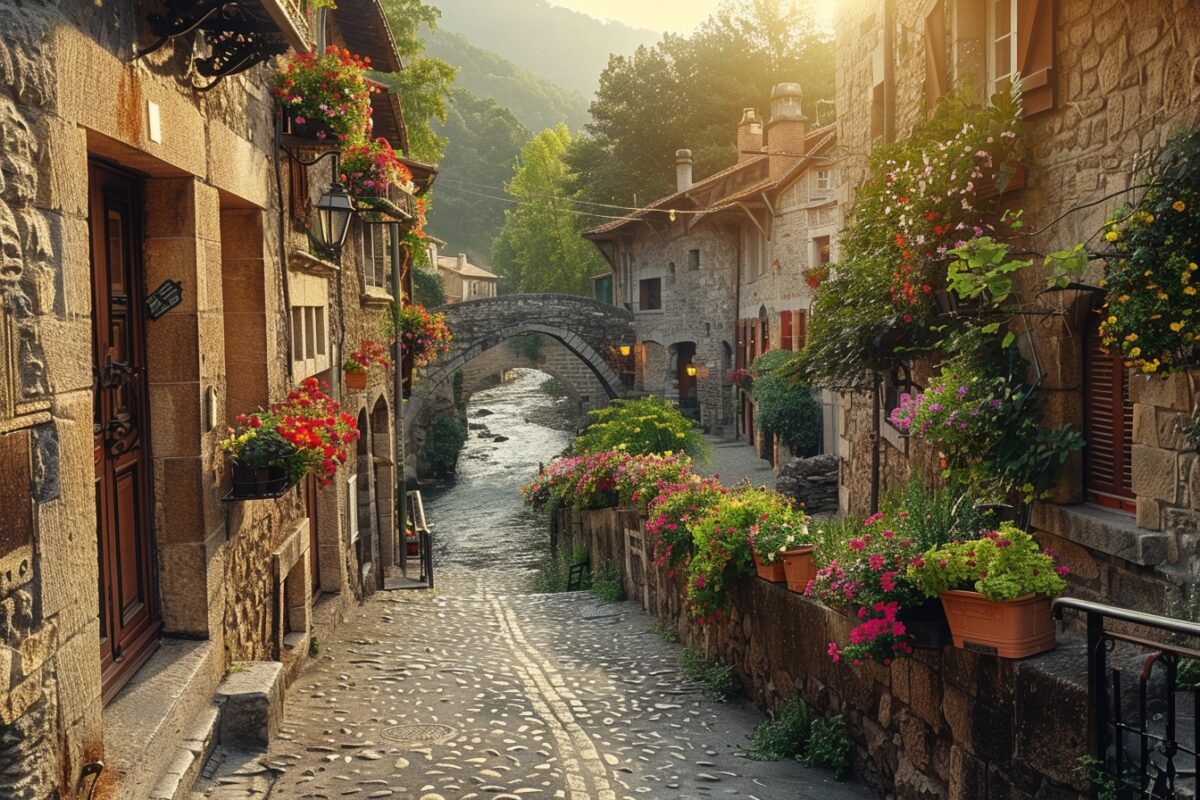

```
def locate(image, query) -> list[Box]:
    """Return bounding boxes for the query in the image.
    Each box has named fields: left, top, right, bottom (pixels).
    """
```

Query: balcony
left=259, top=0, right=312, bottom=54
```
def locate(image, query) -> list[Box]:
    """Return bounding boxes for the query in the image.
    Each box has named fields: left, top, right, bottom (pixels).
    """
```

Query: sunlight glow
left=546, top=0, right=838, bottom=35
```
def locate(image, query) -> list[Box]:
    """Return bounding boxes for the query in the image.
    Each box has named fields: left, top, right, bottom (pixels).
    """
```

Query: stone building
left=435, top=252, right=500, bottom=303
left=0, top=2, right=431, bottom=797
left=833, top=0, right=1199, bottom=620
left=584, top=84, right=836, bottom=438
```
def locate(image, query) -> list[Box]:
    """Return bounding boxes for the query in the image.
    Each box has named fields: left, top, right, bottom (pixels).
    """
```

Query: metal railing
left=1054, top=597, right=1200, bottom=799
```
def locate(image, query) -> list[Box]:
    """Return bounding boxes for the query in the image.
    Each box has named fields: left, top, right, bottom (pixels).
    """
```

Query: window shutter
left=1017, top=0, right=1055, bottom=116
left=736, top=321, right=746, bottom=370
left=781, top=311, right=793, bottom=352
left=924, top=0, right=947, bottom=112
left=1083, top=321, right=1134, bottom=509
left=795, top=310, right=808, bottom=350
left=760, top=319, right=770, bottom=354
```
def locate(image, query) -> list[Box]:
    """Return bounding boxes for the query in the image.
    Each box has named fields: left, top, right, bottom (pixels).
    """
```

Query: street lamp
left=685, top=362, right=698, bottom=378
left=618, top=335, right=635, bottom=358
left=314, top=178, right=356, bottom=259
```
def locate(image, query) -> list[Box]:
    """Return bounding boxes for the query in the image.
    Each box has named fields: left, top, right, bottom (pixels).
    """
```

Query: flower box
left=939, top=590, right=1055, bottom=658
left=781, top=546, right=816, bottom=593
left=752, top=551, right=787, bottom=583
left=228, top=463, right=293, bottom=500
left=345, top=370, right=367, bottom=390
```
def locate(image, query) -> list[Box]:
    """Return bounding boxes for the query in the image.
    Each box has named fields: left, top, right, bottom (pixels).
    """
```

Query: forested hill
left=425, top=28, right=589, bottom=132
left=429, top=0, right=657, bottom=96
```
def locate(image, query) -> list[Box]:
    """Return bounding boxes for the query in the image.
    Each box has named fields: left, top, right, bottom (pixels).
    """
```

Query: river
left=421, top=369, right=575, bottom=577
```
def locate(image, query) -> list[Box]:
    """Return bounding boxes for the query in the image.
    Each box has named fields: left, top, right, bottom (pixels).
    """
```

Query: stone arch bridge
left=404, top=293, right=635, bottom=444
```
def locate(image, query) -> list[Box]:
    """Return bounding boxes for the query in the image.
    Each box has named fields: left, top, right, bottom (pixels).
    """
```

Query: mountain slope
left=425, top=28, right=590, bottom=131
left=429, top=0, right=657, bottom=96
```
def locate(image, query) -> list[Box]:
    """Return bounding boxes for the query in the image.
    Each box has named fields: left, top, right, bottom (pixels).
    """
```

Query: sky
left=547, top=0, right=838, bottom=34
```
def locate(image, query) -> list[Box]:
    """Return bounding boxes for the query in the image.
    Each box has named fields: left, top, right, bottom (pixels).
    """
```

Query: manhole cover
left=579, top=604, right=623, bottom=620
left=381, top=723, right=458, bottom=746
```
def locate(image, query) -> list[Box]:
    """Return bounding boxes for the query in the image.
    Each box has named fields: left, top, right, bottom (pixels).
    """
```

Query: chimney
left=767, top=82, right=807, bottom=181
left=737, top=108, right=763, bottom=163
left=675, top=149, right=693, bottom=192
left=457, top=253, right=467, bottom=269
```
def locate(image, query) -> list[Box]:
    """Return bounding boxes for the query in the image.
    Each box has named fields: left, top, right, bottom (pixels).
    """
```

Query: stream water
left=421, top=369, right=575, bottom=576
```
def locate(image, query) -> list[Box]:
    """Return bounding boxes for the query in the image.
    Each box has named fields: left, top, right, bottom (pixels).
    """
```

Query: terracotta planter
left=228, top=463, right=292, bottom=500
left=780, top=546, right=817, bottom=593
left=939, top=590, right=1056, bottom=658
left=345, top=370, right=368, bottom=390
left=752, top=551, right=787, bottom=583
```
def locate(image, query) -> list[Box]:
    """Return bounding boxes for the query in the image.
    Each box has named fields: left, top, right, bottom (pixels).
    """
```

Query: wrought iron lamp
left=314, top=179, right=356, bottom=259
left=685, top=362, right=698, bottom=378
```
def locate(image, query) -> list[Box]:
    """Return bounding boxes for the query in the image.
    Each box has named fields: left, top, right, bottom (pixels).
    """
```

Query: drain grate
left=579, top=604, right=623, bottom=620
left=381, top=723, right=458, bottom=746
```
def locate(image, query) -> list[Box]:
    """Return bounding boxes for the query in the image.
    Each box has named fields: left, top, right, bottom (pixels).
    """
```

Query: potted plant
left=802, top=264, right=830, bottom=291
left=222, top=377, right=360, bottom=498
left=272, top=46, right=376, bottom=143
left=729, top=367, right=752, bottom=391
left=385, top=303, right=453, bottom=370
left=908, top=524, right=1068, bottom=658
left=750, top=506, right=815, bottom=589
left=343, top=339, right=391, bottom=391
left=341, top=138, right=414, bottom=200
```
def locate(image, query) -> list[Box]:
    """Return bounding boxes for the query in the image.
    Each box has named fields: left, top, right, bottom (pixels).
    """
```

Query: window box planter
left=228, top=463, right=293, bottom=500
left=939, top=590, right=1056, bottom=658
left=345, top=370, right=368, bottom=391
left=752, top=551, right=787, bottom=583
left=781, top=546, right=817, bottom=593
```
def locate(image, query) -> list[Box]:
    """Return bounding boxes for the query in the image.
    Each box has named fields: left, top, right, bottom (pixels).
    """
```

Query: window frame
left=986, top=0, right=1018, bottom=99
left=638, top=277, right=663, bottom=312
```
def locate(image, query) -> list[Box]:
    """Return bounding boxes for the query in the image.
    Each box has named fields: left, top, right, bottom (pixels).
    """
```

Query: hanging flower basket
left=229, top=463, right=292, bottom=499
left=272, top=47, right=376, bottom=145
left=341, top=138, right=414, bottom=200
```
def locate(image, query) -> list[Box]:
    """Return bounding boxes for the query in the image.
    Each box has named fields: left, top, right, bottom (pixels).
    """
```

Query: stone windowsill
left=287, top=249, right=339, bottom=278
left=360, top=288, right=394, bottom=307
left=1032, top=501, right=1169, bottom=566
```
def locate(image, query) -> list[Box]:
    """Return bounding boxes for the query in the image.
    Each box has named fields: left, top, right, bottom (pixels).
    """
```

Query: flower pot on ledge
left=781, top=546, right=817, bottom=593
left=345, top=370, right=368, bottom=391
left=229, top=463, right=292, bottom=500
left=939, top=590, right=1055, bottom=658
left=752, top=551, right=787, bottom=583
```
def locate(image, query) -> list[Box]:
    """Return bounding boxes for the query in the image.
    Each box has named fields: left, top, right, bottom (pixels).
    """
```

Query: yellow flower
left=1170, top=321, right=1185, bottom=333
left=1125, top=333, right=1138, bottom=342
left=1098, top=278, right=1108, bottom=287
left=1145, top=214, right=1155, bottom=223
left=1106, top=315, right=1118, bottom=325
left=1142, top=360, right=1160, bottom=374
left=1105, top=230, right=1120, bottom=242
left=1144, top=270, right=1154, bottom=277
left=1190, top=262, right=1198, bottom=271
left=1118, top=294, right=1131, bottom=304
left=1129, top=347, right=1141, bottom=357
left=1174, top=200, right=1187, bottom=212
left=1186, top=286, right=1198, bottom=296
left=1156, top=292, right=1169, bottom=301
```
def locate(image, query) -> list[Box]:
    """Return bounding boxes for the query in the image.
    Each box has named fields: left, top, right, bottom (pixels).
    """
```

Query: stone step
left=214, top=661, right=284, bottom=750
left=148, top=705, right=219, bottom=800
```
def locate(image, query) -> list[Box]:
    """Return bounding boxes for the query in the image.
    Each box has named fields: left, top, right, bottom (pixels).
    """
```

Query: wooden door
left=1083, top=317, right=1135, bottom=511
left=304, top=475, right=321, bottom=596
left=90, top=162, right=160, bottom=703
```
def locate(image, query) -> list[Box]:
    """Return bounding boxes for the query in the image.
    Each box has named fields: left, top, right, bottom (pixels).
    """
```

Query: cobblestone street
left=195, top=565, right=870, bottom=800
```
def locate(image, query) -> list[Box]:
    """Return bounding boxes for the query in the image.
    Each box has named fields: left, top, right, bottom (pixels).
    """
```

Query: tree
left=492, top=125, right=609, bottom=296
left=377, top=0, right=456, bottom=163
left=567, top=0, right=834, bottom=207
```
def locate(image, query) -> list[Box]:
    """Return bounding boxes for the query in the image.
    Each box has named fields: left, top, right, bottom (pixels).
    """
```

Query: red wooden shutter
left=794, top=310, right=808, bottom=350
left=736, top=321, right=746, bottom=370
left=924, top=0, right=947, bottom=112
left=780, top=311, right=793, bottom=352
left=1083, top=322, right=1134, bottom=510
left=1017, top=0, right=1056, bottom=116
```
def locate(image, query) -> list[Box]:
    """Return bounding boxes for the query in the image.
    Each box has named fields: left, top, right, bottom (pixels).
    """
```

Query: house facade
left=435, top=251, right=500, bottom=303
left=0, top=2, right=430, bottom=797
left=833, top=0, right=1200, bottom=615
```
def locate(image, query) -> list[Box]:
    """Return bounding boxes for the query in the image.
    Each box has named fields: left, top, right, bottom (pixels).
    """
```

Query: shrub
left=909, top=523, right=1069, bottom=601
left=420, top=415, right=467, bottom=477
left=573, top=396, right=710, bottom=462
left=744, top=694, right=812, bottom=761
left=680, top=648, right=738, bottom=701
left=801, top=714, right=851, bottom=780
left=750, top=350, right=822, bottom=457
left=413, top=264, right=446, bottom=307
left=590, top=561, right=625, bottom=601
left=645, top=477, right=728, bottom=567
left=648, top=623, right=680, bottom=643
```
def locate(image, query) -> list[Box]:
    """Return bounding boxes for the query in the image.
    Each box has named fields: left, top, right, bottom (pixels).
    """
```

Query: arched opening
left=371, top=398, right=394, bottom=572
left=669, top=341, right=699, bottom=420
left=354, top=409, right=374, bottom=593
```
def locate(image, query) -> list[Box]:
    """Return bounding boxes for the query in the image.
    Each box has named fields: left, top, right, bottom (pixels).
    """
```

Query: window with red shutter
left=781, top=311, right=793, bottom=352
left=1016, top=0, right=1055, bottom=116
left=1083, top=319, right=1134, bottom=511
left=794, top=310, right=808, bottom=351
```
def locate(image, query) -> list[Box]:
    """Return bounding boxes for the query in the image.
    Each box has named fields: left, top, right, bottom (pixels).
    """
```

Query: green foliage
left=572, top=396, right=710, bottom=462
left=492, top=125, right=610, bottom=295
left=748, top=503, right=813, bottom=564
left=946, top=233, right=1031, bottom=311
left=508, top=333, right=544, bottom=362
left=644, top=478, right=728, bottom=566
left=680, top=648, right=738, bottom=701
left=539, top=377, right=569, bottom=397
left=590, top=561, right=625, bottom=601
left=420, top=414, right=467, bottom=477
left=647, top=623, right=680, bottom=643
left=909, top=524, right=1068, bottom=601
left=1097, top=126, right=1200, bottom=375
left=744, top=694, right=812, bottom=761
left=308, top=636, right=320, bottom=656
left=800, top=714, right=851, bottom=780
left=377, top=0, right=455, bottom=163
left=749, top=350, right=822, bottom=456
left=412, top=263, right=446, bottom=308
left=533, top=543, right=590, bottom=593
left=569, top=1, right=834, bottom=207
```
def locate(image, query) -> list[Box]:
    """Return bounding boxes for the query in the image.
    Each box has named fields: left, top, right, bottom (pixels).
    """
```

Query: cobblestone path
left=195, top=567, right=873, bottom=800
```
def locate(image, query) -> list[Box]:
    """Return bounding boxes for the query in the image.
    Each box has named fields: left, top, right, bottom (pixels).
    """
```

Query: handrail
left=1053, top=596, right=1200, bottom=639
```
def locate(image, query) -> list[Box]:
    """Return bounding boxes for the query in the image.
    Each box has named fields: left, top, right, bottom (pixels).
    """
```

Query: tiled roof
left=437, top=256, right=499, bottom=280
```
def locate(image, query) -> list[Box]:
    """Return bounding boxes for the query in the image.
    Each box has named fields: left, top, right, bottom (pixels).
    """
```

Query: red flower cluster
left=340, top=138, right=414, bottom=199
left=345, top=339, right=392, bottom=373
left=272, top=46, right=376, bottom=144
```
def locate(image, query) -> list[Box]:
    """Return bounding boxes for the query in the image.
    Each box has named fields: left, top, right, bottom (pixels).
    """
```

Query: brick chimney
left=675, top=149, right=693, bottom=192
left=766, top=82, right=806, bottom=181
left=737, top=108, right=763, bottom=163
left=457, top=253, right=467, bottom=269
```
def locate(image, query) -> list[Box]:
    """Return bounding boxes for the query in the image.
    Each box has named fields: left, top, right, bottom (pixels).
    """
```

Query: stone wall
left=559, top=507, right=1090, bottom=800
left=460, top=337, right=609, bottom=411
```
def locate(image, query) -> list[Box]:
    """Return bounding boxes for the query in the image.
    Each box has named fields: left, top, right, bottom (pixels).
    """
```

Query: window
left=987, top=0, right=1018, bottom=97
left=743, top=226, right=767, bottom=282
left=638, top=277, right=662, bottom=311
left=813, top=169, right=832, bottom=196
left=688, top=249, right=700, bottom=270
left=290, top=304, right=329, bottom=378
left=809, top=235, right=832, bottom=267
left=361, top=223, right=395, bottom=292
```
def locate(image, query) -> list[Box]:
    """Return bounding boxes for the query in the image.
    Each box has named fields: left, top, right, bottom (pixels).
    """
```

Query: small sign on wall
left=145, top=280, right=183, bottom=320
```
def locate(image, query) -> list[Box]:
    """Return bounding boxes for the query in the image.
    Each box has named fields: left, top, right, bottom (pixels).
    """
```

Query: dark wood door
left=1083, top=317, right=1135, bottom=512
left=90, top=162, right=160, bottom=703
left=304, top=475, right=321, bottom=596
